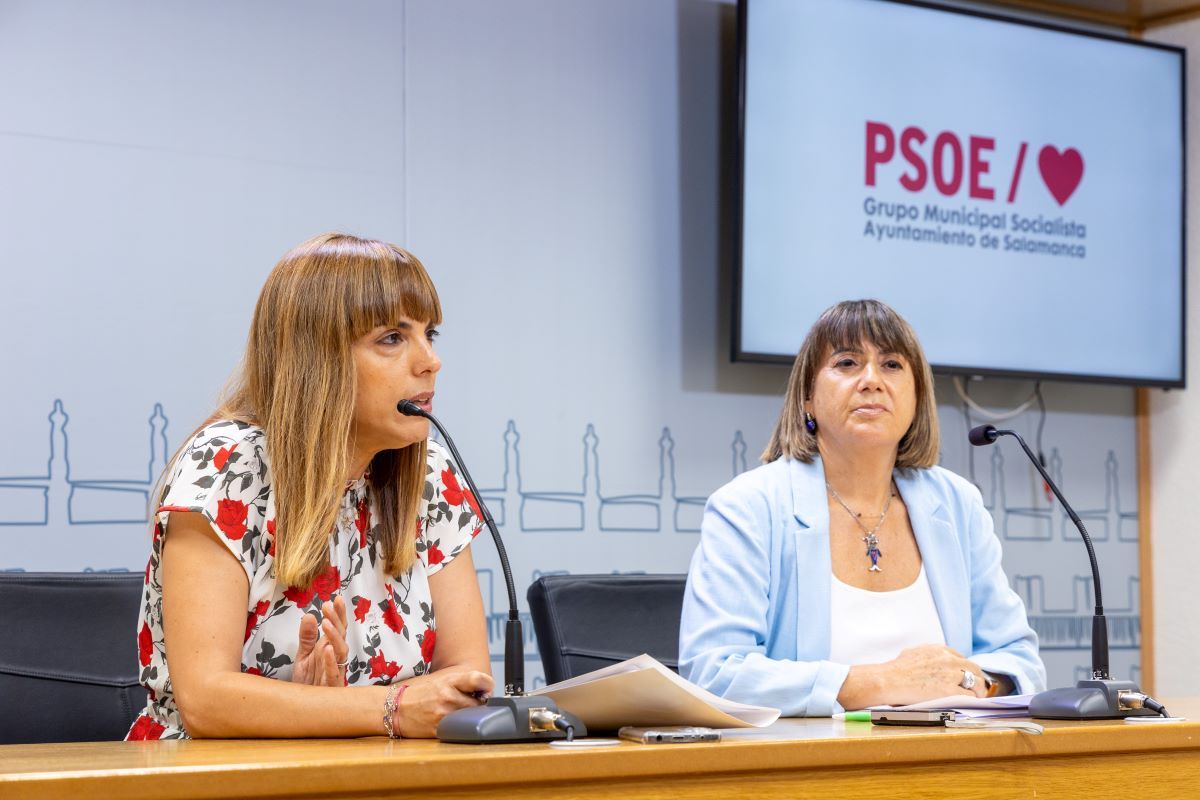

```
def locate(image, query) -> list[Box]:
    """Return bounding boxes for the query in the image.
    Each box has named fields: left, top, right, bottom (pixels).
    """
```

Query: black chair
left=0, top=571, right=147, bottom=743
left=527, top=574, right=687, bottom=685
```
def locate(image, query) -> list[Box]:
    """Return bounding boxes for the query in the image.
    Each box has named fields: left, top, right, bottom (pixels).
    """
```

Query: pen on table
left=833, top=711, right=872, bottom=722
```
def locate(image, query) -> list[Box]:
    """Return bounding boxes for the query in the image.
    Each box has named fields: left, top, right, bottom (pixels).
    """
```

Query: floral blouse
left=126, top=420, right=482, bottom=740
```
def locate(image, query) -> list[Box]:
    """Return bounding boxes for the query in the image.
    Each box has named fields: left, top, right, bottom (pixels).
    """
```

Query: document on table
left=871, top=694, right=1034, bottom=718
left=527, top=654, right=782, bottom=730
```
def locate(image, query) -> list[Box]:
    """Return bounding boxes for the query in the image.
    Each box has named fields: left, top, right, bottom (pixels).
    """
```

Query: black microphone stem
left=969, top=423, right=1163, bottom=717
left=994, top=429, right=1108, bottom=680
left=400, top=402, right=524, bottom=695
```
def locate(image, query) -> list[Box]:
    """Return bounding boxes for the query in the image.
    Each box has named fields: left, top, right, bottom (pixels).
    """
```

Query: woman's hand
left=291, top=597, right=350, bottom=687
left=839, top=644, right=988, bottom=709
left=393, top=668, right=494, bottom=738
left=883, top=644, right=989, bottom=703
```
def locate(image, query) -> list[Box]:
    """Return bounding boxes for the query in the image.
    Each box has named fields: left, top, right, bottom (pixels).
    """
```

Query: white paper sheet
left=527, top=654, right=781, bottom=730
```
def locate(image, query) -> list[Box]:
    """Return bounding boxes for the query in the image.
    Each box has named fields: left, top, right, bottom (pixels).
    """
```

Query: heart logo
left=1037, top=146, right=1084, bottom=206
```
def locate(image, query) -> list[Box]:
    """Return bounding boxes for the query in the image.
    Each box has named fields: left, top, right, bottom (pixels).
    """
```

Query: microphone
left=398, top=400, right=586, bottom=742
left=969, top=424, right=1167, bottom=719
left=967, top=425, right=998, bottom=446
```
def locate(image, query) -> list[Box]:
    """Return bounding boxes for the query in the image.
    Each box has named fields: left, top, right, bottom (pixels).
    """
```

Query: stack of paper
left=873, top=694, right=1034, bottom=718
left=527, top=654, right=782, bottom=730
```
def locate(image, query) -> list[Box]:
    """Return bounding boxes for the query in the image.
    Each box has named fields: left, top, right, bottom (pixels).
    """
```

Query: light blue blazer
left=679, top=456, right=1046, bottom=717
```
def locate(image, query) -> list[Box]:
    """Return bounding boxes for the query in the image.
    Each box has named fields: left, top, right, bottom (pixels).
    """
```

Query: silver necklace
left=827, top=483, right=895, bottom=572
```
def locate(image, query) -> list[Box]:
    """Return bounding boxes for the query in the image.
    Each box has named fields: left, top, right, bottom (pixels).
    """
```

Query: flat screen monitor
left=734, top=0, right=1186, bottom=387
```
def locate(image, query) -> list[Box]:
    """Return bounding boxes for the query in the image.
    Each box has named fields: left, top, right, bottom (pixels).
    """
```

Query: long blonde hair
left=165, top=232, right=442, bottom=586
left=762, top=299, right=939, bottom=469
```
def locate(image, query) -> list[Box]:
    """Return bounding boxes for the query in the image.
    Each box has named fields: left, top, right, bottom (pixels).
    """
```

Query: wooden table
left=2, top=699, right=1198, bottom=799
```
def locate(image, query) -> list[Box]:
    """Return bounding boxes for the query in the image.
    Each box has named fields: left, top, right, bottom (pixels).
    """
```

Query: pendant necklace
left=827, top=483, right=895, bottom=572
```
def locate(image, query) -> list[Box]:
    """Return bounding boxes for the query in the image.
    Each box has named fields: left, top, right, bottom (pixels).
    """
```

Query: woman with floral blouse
left=127, top=232, right=493, bottom=739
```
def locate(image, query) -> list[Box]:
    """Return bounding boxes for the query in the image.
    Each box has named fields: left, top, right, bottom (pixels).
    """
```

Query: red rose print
left=441, top=468, right=464, bottom=506
left=382, top=599, right=404, bottom=634
left=245, top=666, right=262, bottom=676
left=471, top=524, right=482, bottom=539
left=138, top=622, right=153, bottom=667
left=213, top=444, right=236, bottom=472
left=244, top=600, right=270, bottom=642
left=266, top=518, right=276, bottom=557
left=420, top=628, right=437, bottom=664
left=354, top=597, right=371, bottom=623
left=312, top=565, right=341, bottom=601
left=355, top=499, right=370, bottom=548
left=283, top=585, right=315, bottom=608
left=368, top=651, right=400, bottom=680
left=144, top=557, right=152, bottom=583
left=215, top=499, right=249, bottom=540
left=426, top=543, right=444, bottom=565
left=128, top=714, right=166, bottom=740
left=464, top=489, right=482, bottom=520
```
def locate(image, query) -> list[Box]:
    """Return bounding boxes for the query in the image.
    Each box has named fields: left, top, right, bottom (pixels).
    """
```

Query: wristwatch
left=981, top=671, right=1008, bottom=697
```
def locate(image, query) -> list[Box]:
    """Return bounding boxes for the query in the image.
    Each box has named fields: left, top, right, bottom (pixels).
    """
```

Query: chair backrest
left=526, top=573, right=687, bottom=685
left=0, top=571, right=147, bottom=743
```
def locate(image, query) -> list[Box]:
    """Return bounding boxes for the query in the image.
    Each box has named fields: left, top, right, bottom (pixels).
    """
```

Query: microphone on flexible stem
left=969, top=424, right=1168, bottom=719
left=397, top=400, right=586, bottom=742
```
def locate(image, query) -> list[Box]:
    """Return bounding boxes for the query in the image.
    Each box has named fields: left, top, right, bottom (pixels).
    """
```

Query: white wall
left=1144, top=19, right=1198, bottom=699
left=0, top=0, right=1146, bottom=690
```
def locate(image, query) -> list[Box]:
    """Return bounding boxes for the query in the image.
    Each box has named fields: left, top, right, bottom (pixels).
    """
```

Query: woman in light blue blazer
left=680, top=300, right=1045, bottom=717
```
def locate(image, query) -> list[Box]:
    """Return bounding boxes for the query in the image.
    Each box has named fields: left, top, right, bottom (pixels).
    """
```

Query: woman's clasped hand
left=291, top=599, right=350, bottom=687
left=842, top=645, right=989, bottom=709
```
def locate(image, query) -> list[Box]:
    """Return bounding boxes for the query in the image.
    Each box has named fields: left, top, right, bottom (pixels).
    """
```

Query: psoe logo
left=864, top=120, right=1084, bottom=207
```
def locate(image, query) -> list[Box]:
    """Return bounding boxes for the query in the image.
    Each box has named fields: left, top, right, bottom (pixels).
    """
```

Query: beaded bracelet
left=383, top=682, right=409, bottom=739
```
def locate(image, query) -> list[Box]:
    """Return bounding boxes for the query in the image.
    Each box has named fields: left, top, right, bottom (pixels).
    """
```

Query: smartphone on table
left=870, top=709, right=956, bottom=726
left=617, top=726, right=722, bottom=743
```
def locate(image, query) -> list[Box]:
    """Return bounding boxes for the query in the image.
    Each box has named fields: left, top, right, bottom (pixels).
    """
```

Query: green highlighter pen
left=833, top=711, right=873, bottom=722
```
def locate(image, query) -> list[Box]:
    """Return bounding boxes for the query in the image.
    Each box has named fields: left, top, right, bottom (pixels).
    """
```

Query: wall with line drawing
left=0, top=0, right=1144, bottom=692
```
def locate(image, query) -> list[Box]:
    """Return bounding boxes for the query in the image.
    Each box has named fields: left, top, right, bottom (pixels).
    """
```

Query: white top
left=828, top=566, right=946, bottom=666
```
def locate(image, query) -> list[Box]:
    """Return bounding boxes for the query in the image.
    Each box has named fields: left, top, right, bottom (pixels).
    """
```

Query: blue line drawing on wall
left=8, top=404, right=1134, bottom=543
left=476, top=567, right=541, bottom=664
left=1, top=402, right=1142, bottom=686
left=2, top=405, right=742, bottom=535
left=475, top=421, right=743, bottom=534
left=1017, top=575, right=1140, bottom=651
left=985, top=447, right=1053, bottom=541
left=982, top=447, right=1135, bottom=544
left=978, top=443, right=1141, bottom=673
left=732, top=431, right=748, bottom=479
left=1078, top=452, right=1138, bottom=544
left=0, top=400, right=168, bottom=526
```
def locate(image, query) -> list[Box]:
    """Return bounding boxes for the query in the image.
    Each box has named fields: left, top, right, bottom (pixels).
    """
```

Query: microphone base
left=436, top=696, right=588, bottom=743
left=1029, top=679, right=1160, bottom=720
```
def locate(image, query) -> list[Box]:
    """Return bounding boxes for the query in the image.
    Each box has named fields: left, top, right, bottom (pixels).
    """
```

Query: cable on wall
left=951, top=375, right=1039, bottom=421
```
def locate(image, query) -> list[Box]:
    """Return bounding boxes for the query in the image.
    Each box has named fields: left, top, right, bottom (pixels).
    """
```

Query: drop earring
left=804, top=412, right=817, bottom=433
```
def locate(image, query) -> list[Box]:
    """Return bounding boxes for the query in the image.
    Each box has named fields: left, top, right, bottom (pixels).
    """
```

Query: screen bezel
left=731, top=0, right=1187, bottom=388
